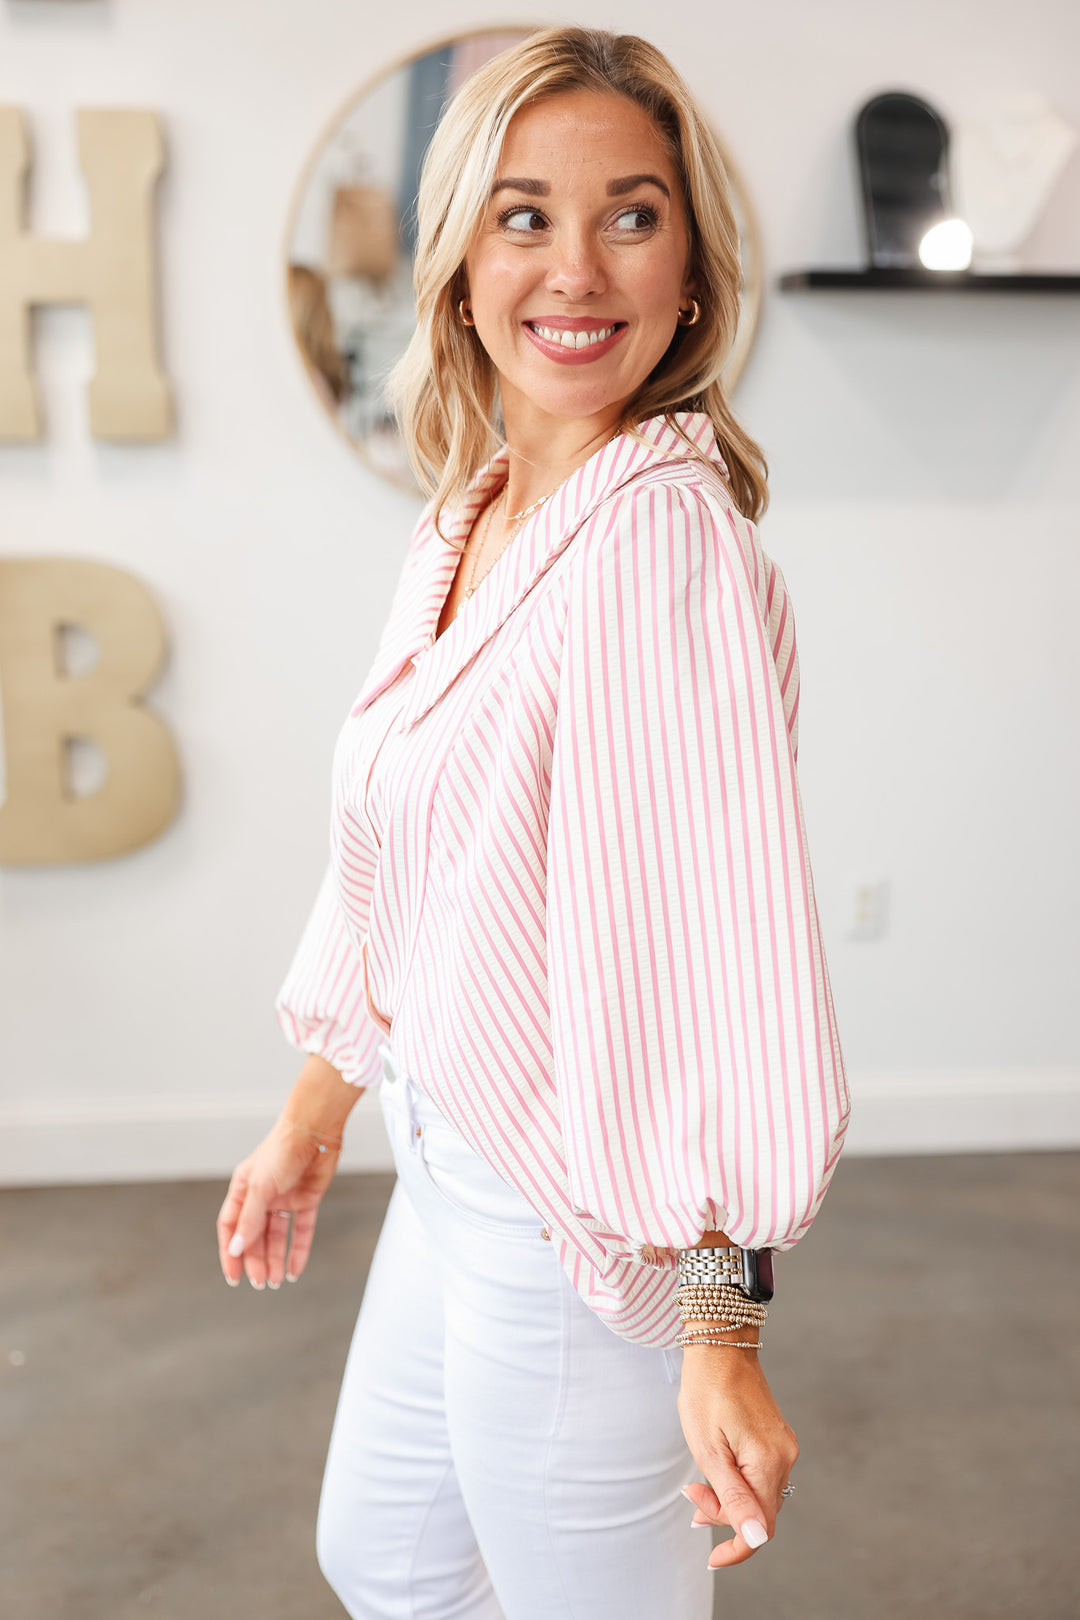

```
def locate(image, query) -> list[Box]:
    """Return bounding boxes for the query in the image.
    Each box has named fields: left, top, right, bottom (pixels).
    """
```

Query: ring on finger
left=271, top=1210, right=292, bottom=1218
left=781, top=1484, right=796, bottom=1499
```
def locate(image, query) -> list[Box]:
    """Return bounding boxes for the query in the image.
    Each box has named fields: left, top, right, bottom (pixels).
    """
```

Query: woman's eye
left=499, top=208, right=547, bottom=233
left=614, top=206, right=659, bottom=232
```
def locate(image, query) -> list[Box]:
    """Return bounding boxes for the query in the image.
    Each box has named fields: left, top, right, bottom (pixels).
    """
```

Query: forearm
left=281, top=1052, right=365, bottom=1142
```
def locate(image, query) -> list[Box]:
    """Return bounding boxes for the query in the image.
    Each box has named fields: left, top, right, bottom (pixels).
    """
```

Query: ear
left=679, top=269, right=699, bottom=305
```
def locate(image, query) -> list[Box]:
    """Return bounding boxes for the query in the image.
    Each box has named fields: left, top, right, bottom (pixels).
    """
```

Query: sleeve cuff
left=274, top=1005, right=386, bottom=1090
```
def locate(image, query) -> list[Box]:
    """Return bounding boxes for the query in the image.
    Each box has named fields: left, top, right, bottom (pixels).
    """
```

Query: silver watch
left=677, top=1245, right=775, bottom=1303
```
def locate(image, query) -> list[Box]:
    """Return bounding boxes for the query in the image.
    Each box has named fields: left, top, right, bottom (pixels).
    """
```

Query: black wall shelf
left=779, top=268, right=1080, bottom=293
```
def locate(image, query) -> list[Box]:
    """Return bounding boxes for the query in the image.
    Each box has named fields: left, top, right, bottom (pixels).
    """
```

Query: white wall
left=2, top=0, right=1078, bottom=1185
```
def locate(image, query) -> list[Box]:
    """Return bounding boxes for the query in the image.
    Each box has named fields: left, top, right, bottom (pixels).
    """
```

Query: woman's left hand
left=676, top=1348, right=799, bottom=1569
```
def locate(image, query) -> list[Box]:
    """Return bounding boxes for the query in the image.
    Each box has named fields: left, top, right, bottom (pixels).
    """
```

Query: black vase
left=856, top=91, right=952, bottom=269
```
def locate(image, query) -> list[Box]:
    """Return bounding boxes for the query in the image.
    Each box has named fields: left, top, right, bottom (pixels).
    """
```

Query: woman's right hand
left=216, top=1115, right=343, bottom=1289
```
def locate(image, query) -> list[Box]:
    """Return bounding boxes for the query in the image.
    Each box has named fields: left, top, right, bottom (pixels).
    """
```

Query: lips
left=526, top=321, right=624, bottom=350
left=522, top=319, right=628, bottom=365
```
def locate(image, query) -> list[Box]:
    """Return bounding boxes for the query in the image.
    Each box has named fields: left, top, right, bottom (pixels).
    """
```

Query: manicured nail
left=248, top=1277, right=265, bottom=1291
left=227, top=1233, right=244, bottom=1257
left=680, top=1485, right=710, bottom=1526
left=267, top=1280, right=281, bottom=1290
left=741, top=1519, right=768, bottom=1548
left=224, top=1275, right=239, bottom=1288
left=285, top=1272, right=297, bottom=1283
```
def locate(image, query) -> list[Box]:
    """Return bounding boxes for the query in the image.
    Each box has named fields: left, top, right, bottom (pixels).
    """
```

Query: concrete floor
left=2, top=1151, right=1078, bottom=1620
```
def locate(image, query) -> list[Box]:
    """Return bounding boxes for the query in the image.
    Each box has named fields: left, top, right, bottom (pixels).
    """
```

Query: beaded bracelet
left=678, top=1325, right=764, bottom=1343
left=679, top=1315, right=764, bottom=1332
left=677, top=1290, right=767, bottom=1313
left=676, top=1283, right=766, bottom=1306
left=677, top=1314, right=764, bottom=1328
left=677, top=1336, right=763, bottom=1351
left=676, top=1284, right=768, bottom=1331
left=677, top=1310, right=767, bottom=1328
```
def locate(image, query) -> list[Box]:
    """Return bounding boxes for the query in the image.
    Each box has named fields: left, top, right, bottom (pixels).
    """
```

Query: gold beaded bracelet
left=677, top=1296, right=765, bottom=1307
left=676, top=1284, right=768, bottom=1332
left=678, top=1337, right=763, bottom=1350
left=676, top=1284, right=767, bottom=1307
left=678, top=1314, right=767, bottom=1329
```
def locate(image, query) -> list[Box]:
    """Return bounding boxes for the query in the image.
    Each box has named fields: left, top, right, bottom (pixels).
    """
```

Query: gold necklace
left=506, top=484, right=560, bottom=522
left=463, top=480, right=562, bottom=599
left=463, top=486, right=507, bottom=599
left=462, top=429, right=622, bottom=600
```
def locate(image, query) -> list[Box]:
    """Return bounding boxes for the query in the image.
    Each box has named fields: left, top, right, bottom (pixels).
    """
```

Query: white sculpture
left=952, top=93, right=1077, bottom=271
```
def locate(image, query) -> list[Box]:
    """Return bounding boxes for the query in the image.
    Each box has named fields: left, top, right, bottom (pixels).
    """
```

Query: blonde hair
left=386, top=26, right=768, bottom=535
left=288, top=263, right=350, bottom=406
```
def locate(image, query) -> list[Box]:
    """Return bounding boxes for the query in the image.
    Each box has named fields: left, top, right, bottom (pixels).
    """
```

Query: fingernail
left=285, top=1272, right=298, bottom=1283
left=227, top=1233, right=245, bottom=1257
left=741, top=1519, right=769, bottom=1548
left=224, top=1275, right=239, bottom=1288
left=679, top=1486, right=697, bottom=1504
left=248, top=1277, right=265, bottom=1291
left=690, top=1518, right=708, bottom=1528
left=267, top=1280, right=281, bottom=1290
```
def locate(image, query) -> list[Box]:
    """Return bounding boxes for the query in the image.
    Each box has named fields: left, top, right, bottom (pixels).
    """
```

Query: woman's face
left=463, top=89, right=696, bottom=431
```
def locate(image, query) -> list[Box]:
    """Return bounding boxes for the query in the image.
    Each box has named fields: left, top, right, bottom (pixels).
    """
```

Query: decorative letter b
left=0, top=559, right=181, bottom=865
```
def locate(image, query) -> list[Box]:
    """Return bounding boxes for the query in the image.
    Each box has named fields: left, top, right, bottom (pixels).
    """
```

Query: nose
left=544, top=226, right=608, bottom=301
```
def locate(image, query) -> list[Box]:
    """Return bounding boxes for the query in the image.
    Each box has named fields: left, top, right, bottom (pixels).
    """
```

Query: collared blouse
left=276, top=411, right=850, bottom=1346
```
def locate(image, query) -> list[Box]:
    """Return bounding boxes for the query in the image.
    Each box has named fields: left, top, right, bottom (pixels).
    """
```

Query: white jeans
left=315, top=1045, right=713, bottom=1620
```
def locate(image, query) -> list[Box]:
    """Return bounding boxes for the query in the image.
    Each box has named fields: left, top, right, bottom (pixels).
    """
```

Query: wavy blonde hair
left=386, top=25, right=769, bottom=535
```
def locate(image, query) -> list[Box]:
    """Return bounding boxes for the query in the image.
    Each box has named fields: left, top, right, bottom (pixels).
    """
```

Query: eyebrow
left=490, top=172, right=671, bottom=200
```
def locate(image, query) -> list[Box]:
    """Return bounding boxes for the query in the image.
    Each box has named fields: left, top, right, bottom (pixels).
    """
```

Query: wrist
left=679, top=1335, right=764, bottom=1377
left=282, top=1052, right=363, bottom=1141
left=278, top=1116, right=344, bottom=1153
left=676, top=1241, right=771, bottom=1354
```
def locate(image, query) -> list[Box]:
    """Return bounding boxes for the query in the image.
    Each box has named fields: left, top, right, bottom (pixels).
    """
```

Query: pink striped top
left=276, top=411, right=850, bottom=1346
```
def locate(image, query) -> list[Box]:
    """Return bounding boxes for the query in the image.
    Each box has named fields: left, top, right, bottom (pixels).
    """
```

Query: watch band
left=677, top=1245, right=775, bottom=1303
left=677, top=1247, right=744, bottom=1284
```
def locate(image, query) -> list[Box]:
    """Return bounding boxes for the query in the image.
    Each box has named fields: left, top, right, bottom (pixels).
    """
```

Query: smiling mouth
left=525, top=322, right=626, bottom=349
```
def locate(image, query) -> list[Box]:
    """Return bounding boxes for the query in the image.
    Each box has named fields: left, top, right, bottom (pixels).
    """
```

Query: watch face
left=742, top=1247, right=775, bottom=1302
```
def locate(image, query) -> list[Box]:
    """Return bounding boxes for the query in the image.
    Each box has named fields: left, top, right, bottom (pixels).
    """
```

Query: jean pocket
left=415, top=1116, right=547, bottom=1242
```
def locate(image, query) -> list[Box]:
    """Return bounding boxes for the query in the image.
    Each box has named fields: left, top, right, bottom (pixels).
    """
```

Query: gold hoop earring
left=677, top=298, right=701, bottom=327
left=459, top=299, right=475, bottom=326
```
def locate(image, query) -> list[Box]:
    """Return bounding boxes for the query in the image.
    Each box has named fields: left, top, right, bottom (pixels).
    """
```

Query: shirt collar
left=351, top=411, right=732, bottom=725
left=435, top=409, right=729, bottom=546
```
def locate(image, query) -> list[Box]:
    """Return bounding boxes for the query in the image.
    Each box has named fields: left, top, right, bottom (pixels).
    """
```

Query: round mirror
left=284, top=28, right=763, bottom=490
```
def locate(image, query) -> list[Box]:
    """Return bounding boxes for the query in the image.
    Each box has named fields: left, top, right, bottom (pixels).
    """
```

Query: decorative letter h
left=0, top=107, right=171, bottom=440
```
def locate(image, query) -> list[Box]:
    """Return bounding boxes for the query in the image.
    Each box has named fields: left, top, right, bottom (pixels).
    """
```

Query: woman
left=218, top=26, right=849, bottom=1620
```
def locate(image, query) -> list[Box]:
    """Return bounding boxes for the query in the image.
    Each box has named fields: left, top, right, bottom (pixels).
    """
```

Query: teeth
left=532, top=324, right=618, bottom=348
